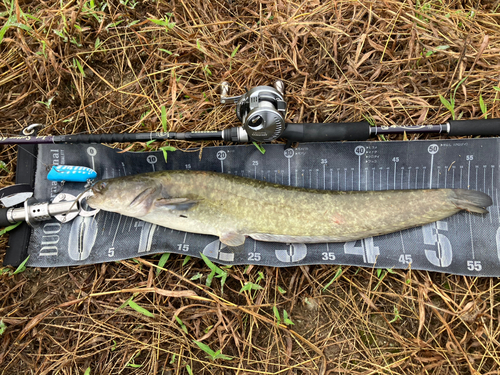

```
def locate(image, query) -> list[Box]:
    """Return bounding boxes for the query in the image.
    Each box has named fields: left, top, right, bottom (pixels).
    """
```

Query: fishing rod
left=1, top=81, right=499, bottom=145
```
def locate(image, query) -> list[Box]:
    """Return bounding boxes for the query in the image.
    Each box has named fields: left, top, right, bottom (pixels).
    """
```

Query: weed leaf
left=0, top=221, right=22, bottom=237
left=194, top=340, right=216, bottom=357
left=273, top=305, right=281, bottom=325
left=160, top=145, right=176, bottom=163
left=322, top=267, right=342, bottom=291
left=252, top=142, right=266, bottom=154
left=283, top=309, right=294, bottom=326
left=200, top=253, right=227, bottom=291
left=480, top=95, right=487, bottom=118
left=12, top=255, right=29, bottom=275
left=117, top=296, right=134, bottom=311
left=182, top=255, right=191, bottom=266
left=231, top=45, right=240, bottom=57
left=160, top=105, right=167, bottom=131
left=175, top=316, right=188, bottom=334
left=128, top=300, right=154, bottom=317
left=0, top=21, right=12, bottom=44
left=190, top=272, right=203, bottom=281
left=156, top=253, right=170, bottom=276
left=193, top=340, right=232, bottom=360
left=439, top=94, right=453, bottom=111
left=239, top=282, right=263, bottom=293
left=148, top=18, right=166, bottom=26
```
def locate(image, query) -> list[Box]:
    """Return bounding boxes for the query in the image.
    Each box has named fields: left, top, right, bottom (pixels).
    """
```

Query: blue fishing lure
left=47, top=165, right=97, bottom=182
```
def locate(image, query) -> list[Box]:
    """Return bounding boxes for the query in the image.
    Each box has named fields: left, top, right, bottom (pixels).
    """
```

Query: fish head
left=87, top=175, right=162, bottom=217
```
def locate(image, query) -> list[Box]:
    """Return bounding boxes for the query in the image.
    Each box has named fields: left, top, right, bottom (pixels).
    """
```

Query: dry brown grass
left=2, top=0, right=500, bottom=374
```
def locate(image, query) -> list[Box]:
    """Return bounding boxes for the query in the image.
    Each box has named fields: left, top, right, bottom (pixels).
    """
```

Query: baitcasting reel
left=220, top=81, right=287, bottom=142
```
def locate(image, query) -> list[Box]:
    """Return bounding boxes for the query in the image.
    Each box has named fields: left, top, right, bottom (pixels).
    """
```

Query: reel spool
left=221, top=81, right=287, bottom=142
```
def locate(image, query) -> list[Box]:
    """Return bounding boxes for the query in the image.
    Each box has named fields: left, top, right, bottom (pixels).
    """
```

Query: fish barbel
left=87, top=170, right=493, bottom=247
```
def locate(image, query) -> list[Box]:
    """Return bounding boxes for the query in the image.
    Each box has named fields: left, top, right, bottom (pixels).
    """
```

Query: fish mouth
left=129, top=187, right=158, bottom=208
left=91, top=181, right=108, bottom=195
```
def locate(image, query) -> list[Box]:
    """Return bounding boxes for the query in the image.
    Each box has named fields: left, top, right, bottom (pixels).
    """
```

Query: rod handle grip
left=281, top=121, right=371, bottom=142
left=0, top=208, right=13, bottom=227
left=448, top=119, right=500, bottom=137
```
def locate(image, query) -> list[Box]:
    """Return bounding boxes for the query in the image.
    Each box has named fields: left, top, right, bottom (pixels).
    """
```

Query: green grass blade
left=239, top=282, right=263, bottom=293
left=0, top=221, right=22, bottom=236
left=161, top=105, right=167, bottom=132
left=283, top=309, right=294, bottom=326
left=200, top=252, right=227, bottom=290
left=74, top=58, right=86, bottom=77
left=214, top=350, right=233, bottom=360
left=219, top=272, right=227, bottom=294
left=128, top=300, right=154, bottom=317
left=200, top=252, right=218, bottom=273
left=205, top=269, right=215, bottom=287
left=182, top=255, right=191, bottom=266
left=0, top=20, right=12, bottom=44
left=231, top=45, right=240, bottom=58
left=322, top=267, right=342, bottom=291
left=148, top=18, right=167, bottom=26
left=189, top=272, right=203, bottom=281
left=252, top=142, right=266, bottom=154
left=117, top=295, right=134, bottom=311
left=480, top=94, right=487, bottom=119
left=9, top=22, right=32, bottom=33
left=175, top=316, right=188, bottom=334
left=156, top=253, right=170, bottom=276
left=11, top=255, right=29, bottom=275
left=273, top=305, right=281, bottom=325
left=439, top=94, right=452, bottom=111
left=160, top=145, right=176, bottom=163
left=193, top=340, right=216, bottom=358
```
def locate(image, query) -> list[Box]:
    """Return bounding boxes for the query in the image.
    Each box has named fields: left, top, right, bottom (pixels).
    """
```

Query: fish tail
left=449, top=189, right=493, bottom=214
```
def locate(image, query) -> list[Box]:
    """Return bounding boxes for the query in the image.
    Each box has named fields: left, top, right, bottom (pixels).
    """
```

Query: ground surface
left=1, top=0, right=500, bottom=374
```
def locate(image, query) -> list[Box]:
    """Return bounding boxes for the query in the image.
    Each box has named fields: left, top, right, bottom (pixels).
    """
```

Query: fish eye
left=93, top=181, right=107, bottom=193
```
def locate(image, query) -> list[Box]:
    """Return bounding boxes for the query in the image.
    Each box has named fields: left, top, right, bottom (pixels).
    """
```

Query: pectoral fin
left=219, top=232, right=246, bottom=247
left=155, top=198, right=198, bottom=210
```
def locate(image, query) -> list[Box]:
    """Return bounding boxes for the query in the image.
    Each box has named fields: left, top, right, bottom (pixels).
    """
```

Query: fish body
left=87, top=170, right=493, bottom=246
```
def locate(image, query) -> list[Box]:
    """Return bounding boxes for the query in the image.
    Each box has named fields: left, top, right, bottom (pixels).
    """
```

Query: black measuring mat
left=3, top=143, right=37, bottom=267
left=8, top=138, right=500, bottom=276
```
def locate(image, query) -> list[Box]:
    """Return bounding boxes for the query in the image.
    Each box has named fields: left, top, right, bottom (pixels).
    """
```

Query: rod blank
left=1, top=118, right=499, bottom=145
